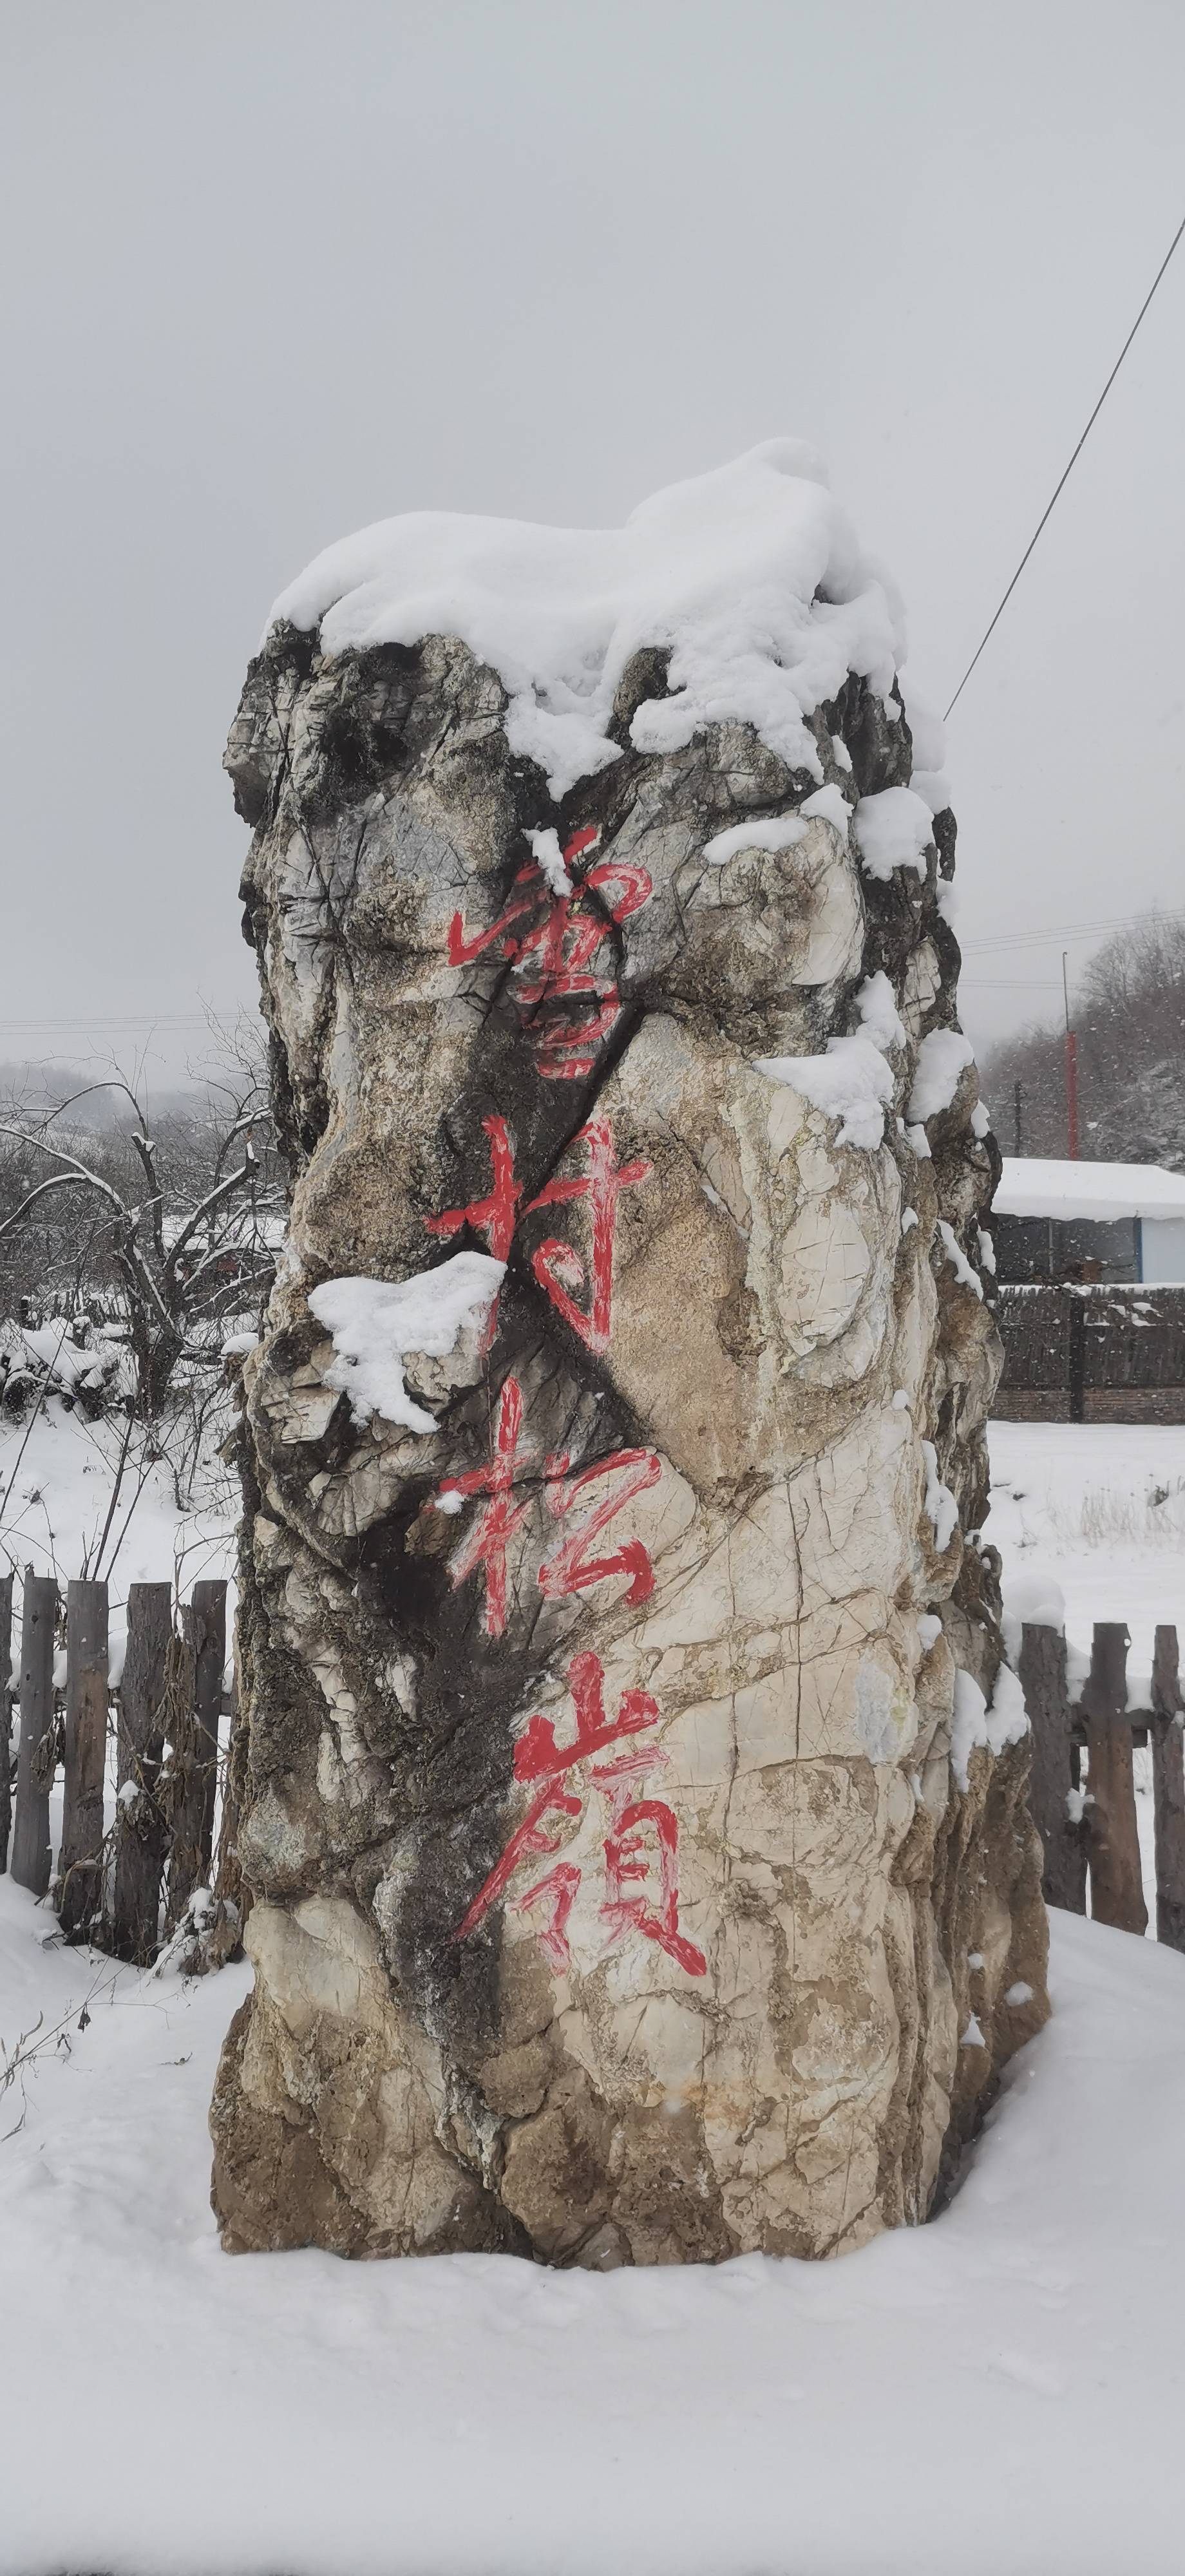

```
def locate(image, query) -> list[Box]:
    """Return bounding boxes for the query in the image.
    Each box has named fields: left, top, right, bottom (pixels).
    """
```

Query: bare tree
left=0, top=1051, right=283, bottom=1417
left=981, top=914, right=1185, bottom=1169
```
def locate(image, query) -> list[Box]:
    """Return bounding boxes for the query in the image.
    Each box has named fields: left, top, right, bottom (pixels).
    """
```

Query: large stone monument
left=211, top=442, right=1048, bottom=2264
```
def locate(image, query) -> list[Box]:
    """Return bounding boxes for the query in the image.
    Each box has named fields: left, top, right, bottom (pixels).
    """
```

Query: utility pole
left=1013, top=1079, right=1023, bottom=1157
left=1062, top=951, right=1079, bottom=1160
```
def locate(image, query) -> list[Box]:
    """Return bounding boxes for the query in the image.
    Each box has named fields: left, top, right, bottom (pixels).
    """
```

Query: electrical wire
left=943, top=209, right=1185, bottom=720
left=960, top=904, right=1185, bottom=958
left=0, top=1012, right=233, bottom=1036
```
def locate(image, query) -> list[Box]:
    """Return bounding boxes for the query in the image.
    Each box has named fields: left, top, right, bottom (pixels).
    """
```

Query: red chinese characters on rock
left=437, top=1376, right=534, bottom=1641
left=426, top=1113, right=651, bottom=1359
left=424, top=1114, right=520, bottom=1350
left=536, top=1446, right=659, bottom=1607
left=433, top=824, right=704, bottom=1984
left=436, top=1376, right=660, bottom=1637
left=527, top=1116, right=650, bottom=1356
left=453, top=1652, right=706, bottom=1978
left=446, top=828, right=652, bottom=1080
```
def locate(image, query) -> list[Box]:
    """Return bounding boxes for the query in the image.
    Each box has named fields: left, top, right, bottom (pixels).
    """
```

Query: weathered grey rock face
left=211, top=607, right=1048, bottom=2265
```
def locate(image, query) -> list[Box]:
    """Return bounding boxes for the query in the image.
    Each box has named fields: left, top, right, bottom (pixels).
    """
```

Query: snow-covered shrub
left=0, top=1317, right=122, bottom=1421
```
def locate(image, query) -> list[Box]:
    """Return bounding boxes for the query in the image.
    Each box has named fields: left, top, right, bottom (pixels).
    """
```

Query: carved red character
left=515, top=1861, right=582, bottom=1974
left=512, top=1650, right=659, bottom=1782
left=453, top=1653, right=664, bottom=1969
left=538, top=1446, right=660, bottom=1606
left=528, top=1116, right=651, bottom=1354
left=424, top=1113, right=520, bottom=1348
left=445, top=830, right=652, bottom=1081
left=437, top=1376, right=533, bottom=1639
left=596, top=1767, right=706, bottom=1978
left=424, top=1115, right=521, bottom=1264
left=423, top=1113, right=651, bottom=1361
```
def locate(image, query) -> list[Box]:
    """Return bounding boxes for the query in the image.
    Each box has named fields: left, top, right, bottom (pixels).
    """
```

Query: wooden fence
left=3, top=1575, right=1179, bottom=1963
left=1023, top=1618, right=1185, bottom=1946
left=995, top=1283, right=1185, bottom=1425
left=0, top=1568, right=235, bottom=1964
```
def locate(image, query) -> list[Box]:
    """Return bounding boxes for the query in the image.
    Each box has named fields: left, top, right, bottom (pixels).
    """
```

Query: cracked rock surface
left=211, top=621, right=1048, bottom=2266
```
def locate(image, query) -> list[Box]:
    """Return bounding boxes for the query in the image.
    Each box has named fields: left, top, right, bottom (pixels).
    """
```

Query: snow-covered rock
left=213, top=444, right=1042, bottom=2269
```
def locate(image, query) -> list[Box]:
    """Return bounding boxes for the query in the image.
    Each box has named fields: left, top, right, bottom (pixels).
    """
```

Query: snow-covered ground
left=1, top=1878, right=1182, bottom=2576
left=986, top=1419, right=1185, bottom=1929
left=3, top=1406, right=1184, bottom=2573
left=0, top=1394, right=237, bottom=1652
left=985, top=1419, right=1185, bottom=1674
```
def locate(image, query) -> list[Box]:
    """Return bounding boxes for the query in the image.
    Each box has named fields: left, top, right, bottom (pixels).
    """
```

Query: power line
left=944, top=207, right=1185, bottom=721
left=0, top=1012, right=235, bottom=1036
left=960, top=904, right=1185, bottom=959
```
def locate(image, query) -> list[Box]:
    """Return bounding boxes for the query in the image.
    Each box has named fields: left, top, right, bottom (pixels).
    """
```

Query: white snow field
left=2, top=1880, right=1184, bottom=2576
left=986, top=1419, right=1185, bottom=1678
left=0, top=1396, right=236, bottom=1604
left=3, top=1406, right=1184, bottom=2571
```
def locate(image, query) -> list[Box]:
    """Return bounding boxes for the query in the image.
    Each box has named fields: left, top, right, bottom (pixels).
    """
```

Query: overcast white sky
left=3, top=0, right=1182, bottom=1094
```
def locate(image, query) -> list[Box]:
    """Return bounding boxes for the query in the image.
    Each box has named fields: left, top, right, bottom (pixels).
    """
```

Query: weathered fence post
left=0, top=1572, right=12, bottom=1872
left=59, top=1579, right=109, bottom=1940
left=213, top=1662, right=249, bottom=1937
left=1151, top=1625, right=1185, bottom=1953
left=10, top=1572, right=58, bottom=1896
left=1081, top=1622, right=1147, bottom=1936
left=1067, top=1289, right=1086, bottom=1425
left=111, top=1581, right=173, bottom=1962
left=166, top=1578, right=226, bottom=1930
left=1019, top=1620, right=1086, bottom=1913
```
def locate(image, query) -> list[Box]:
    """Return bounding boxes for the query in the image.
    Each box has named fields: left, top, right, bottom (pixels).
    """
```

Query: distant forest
left=979, top=916, right=1185, bottom=1170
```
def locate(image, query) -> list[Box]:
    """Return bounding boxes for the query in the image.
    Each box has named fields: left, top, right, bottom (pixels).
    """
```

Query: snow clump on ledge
left=921, top=1439, right=959, bottom=1552
left=853, top=784, right=934, bottom=881
left=907, top=1027, right=976, bottom=1124
left=701, top=813, right=808, bottom=865
left=938, top=1220, right=984, bottom=1300
left=267, top=440, right=905, bottom=802
left=754, top=1034, right=895, bottom=1151
left=308, top=1253, right=504, bottom=1434
left=855, top=969, right=906, bottom=1053
left=950, top=1663, right=1030, bottom=1794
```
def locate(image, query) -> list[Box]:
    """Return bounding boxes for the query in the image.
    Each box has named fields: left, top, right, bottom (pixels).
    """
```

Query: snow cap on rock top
left=267, top=442, right=909, bottom=800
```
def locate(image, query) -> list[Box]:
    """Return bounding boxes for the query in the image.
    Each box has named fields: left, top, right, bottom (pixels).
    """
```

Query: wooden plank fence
left=3, top=1574, right=1180, bottom=1960
left=995, top=1283, right=1185, bottom=1425
left=1, top=1567, right=234, bottom=1964
left=1022, top=1617, right=1185, bottom=1946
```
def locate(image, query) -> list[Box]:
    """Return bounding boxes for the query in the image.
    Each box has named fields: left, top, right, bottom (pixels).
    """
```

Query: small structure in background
left=992, top=1160, right=1185, bottom=1425
left=993, top=1157, right=1185, bottom=1286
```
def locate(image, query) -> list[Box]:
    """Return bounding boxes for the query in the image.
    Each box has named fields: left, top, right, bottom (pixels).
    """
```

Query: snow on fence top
left=267, top=440, right=925, bottom=801
left=995, top=1158, right=1185, bottom=1224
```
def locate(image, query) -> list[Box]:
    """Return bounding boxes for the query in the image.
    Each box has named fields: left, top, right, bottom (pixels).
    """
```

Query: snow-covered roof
left=995, top=1158, right=1185, bottom=1224
left=267, top=441, right=940, bottom=803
